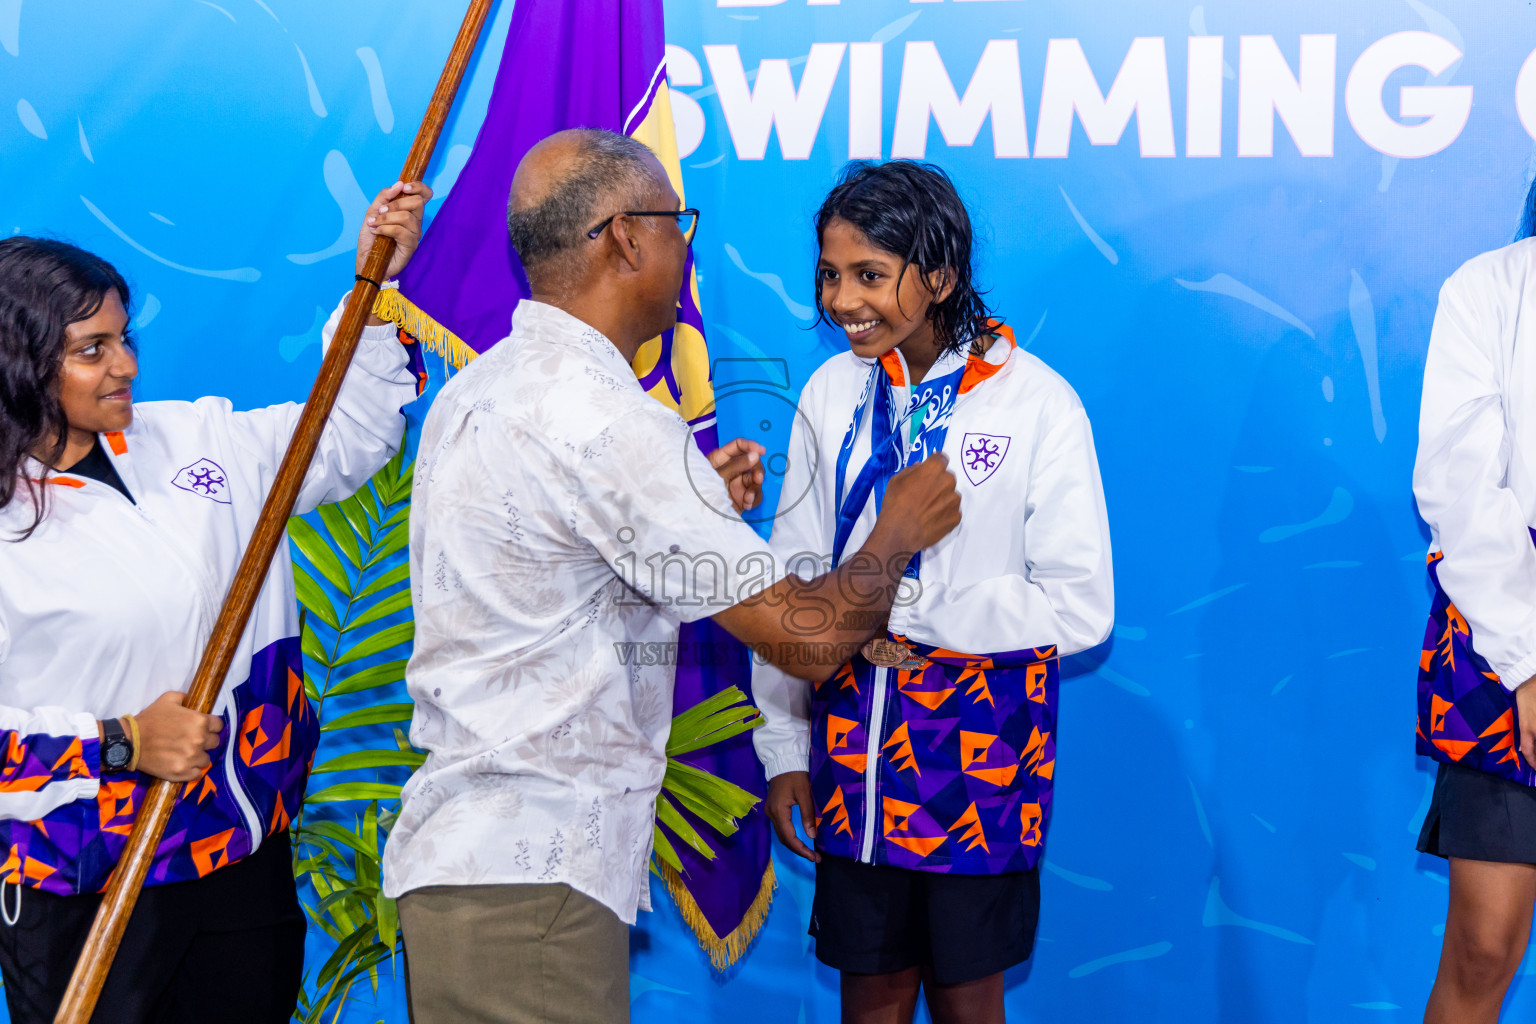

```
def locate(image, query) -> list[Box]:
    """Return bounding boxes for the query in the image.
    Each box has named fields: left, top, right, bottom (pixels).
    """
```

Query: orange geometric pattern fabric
left=808, top=634, right=1058, bottom=874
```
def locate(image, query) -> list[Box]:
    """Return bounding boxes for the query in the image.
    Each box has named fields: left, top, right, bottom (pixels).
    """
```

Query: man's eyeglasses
left=586, top=209, right=700, bottom=246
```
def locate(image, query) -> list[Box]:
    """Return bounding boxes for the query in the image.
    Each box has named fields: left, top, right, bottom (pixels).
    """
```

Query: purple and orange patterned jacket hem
left=810, top=635, right=1058, bottom=874
left=0, top=637, right=317, bottom=895
left=1417, top=536, right=1536, bottom=785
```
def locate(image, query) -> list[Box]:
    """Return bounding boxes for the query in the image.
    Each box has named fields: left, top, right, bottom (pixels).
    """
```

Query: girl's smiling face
left=817, top=217, right=952, bottom=380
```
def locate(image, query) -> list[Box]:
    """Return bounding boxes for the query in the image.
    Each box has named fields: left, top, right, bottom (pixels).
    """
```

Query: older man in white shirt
left=383, top=128, right=963, bottom=1024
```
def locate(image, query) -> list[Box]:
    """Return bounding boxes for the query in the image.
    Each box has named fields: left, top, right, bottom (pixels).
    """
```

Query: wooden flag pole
left=53, top=2, right=493, bottom=1020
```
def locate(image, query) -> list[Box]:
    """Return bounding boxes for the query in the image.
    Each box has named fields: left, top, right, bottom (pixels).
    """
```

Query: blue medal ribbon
left=830, top=356, right=967, bottom=571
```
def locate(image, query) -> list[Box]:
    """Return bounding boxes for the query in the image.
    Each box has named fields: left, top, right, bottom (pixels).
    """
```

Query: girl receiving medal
left=753, top=161, right=1114, bottom=1024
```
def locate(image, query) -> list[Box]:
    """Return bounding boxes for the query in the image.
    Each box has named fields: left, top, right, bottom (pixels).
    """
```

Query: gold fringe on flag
left=373, top=287, right=479, bottom=370
left=660, top=860, right=777, bottom=972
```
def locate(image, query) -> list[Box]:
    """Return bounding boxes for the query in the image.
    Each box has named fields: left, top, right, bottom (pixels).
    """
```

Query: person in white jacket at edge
left=0, top=179, right=431, bottom=1024
left=1412, top=196, right=1536, bottom=1024
left=752, top=161, right=1114, bottom=1024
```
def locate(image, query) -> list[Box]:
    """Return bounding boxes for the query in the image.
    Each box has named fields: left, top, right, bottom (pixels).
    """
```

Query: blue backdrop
left=5, top=0, right=1536, bottom=1020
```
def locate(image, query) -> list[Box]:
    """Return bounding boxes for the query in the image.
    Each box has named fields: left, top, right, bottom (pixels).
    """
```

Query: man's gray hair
left=508, top=129, right=657, bottom=281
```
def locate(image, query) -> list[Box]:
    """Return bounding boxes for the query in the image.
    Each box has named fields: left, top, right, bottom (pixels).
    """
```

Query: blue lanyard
left=830, top=358, right=966, bottom=570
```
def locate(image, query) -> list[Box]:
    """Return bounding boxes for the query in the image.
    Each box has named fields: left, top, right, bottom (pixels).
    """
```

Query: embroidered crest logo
left=172, top=459, right=231, bottom=504
left=961, top=433, right=1010, bottom=487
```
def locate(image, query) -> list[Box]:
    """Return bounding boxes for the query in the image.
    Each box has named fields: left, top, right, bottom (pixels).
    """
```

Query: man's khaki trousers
left=399, top=883, right=629, bottom=1024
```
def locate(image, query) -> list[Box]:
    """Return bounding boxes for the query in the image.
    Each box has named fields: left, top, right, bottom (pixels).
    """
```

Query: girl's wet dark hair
left=813, top=160, right=995, bottom=356
left=0, top=236, right=131, bottom=539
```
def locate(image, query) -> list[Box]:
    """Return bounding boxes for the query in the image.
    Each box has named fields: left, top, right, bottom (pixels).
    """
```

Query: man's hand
left=708, top=437, right=765, bottom=514
left=711, top=453, right=960, bottom=683
left=765, top=771, right=820, bottom=862
left=134, top=691, right=223, bottom=782
left=357, top=181, right=434, bottom=283
left=876, top=453, right=962, bottom=552
left=709, top=455, right=959, bottom=683
left=1517, top=677, right=1536, bottom=768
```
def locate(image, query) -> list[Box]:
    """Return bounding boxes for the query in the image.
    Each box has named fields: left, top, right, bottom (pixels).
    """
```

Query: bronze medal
left=863, top=638, right=923, bottom=670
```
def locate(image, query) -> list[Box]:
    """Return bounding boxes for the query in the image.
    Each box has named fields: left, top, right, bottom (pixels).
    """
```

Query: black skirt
left=809, top=852, right=1040, bottom=986
left=1418, top=760, right=1536, bottom=864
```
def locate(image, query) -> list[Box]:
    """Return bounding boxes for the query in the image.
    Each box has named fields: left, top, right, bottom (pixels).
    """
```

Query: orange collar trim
left=104, top=431, right=128, bottom=456
left=958, top=321, right=1016, bottom=395
left=875, top=320, right=1015, bottom=395
left=29, top=476, right=85, bottom=488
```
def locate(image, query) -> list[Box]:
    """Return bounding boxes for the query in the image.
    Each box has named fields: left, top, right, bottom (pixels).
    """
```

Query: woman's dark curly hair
left=813, top=160, right=996, bottom=356
left=0, top=236, right=131, bottom=540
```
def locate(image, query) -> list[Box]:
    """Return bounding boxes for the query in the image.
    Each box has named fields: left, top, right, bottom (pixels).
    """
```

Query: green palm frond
left=652, top=685, right=766, bottom=875
left=664, top=759, right=759, bottom=835
left=287, top=440, right=417, bottom=1023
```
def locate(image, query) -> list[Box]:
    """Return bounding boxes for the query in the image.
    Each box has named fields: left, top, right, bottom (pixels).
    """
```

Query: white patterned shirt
left=382, top=301, right=777, bottom=923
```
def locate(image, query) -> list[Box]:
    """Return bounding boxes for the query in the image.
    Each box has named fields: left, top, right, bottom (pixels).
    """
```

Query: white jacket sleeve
left=1413, top=268, right=1536, bottom=691
left=750, top=382, right=829, bottom=781
left=905, top=405, right=1114, bottom=657
left=0, top=607, right=103, bottom=820
left=230, top=291, right=417, bottom=514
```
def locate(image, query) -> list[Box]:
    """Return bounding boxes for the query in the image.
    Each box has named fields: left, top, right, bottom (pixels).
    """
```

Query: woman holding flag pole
left=0, top=178, right=431, bottom=1023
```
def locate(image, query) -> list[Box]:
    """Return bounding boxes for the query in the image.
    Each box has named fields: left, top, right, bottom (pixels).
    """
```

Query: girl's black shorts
left=809, top=852, right=1040, bottom=985
left=1419, top=760, right=1536, bottom=864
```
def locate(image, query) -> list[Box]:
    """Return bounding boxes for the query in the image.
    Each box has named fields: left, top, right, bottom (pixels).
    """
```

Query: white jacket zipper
left=222, top=704, right=263, bottom=849
left=855, top=381, right=922, bottom=864
left=859, top=665, right=889, bottom=863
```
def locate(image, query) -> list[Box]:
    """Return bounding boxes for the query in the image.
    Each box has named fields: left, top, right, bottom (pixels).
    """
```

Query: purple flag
left=400, top=0, right=663, bottom=346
